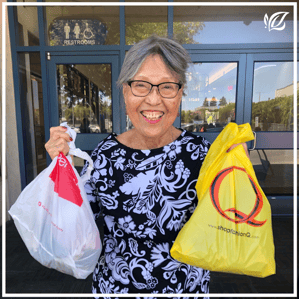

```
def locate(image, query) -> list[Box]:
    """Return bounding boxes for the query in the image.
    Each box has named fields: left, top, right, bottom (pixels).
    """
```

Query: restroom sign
left=49, top=18, right=107, bottom=46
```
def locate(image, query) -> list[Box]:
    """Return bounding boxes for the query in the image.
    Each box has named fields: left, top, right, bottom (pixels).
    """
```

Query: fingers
left=45, top=126, right=71, bottom=160
left=227, top=143, right=250, bottom=159
left=226, top=143, right=239, bottom=153
left=50, top=126, right=73, bottom=141
left=242, top=142, right=250, bottom=159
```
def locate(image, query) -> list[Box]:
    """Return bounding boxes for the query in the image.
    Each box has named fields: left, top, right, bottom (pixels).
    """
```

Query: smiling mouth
left=141, top=111, right=164, bottom=121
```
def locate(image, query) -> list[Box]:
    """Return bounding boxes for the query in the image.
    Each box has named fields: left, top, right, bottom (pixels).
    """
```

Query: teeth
left=142, top=111, right=164, bottom=120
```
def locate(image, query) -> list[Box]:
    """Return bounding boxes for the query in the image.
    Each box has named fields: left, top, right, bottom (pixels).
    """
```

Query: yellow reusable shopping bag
left=170, top=123, right=276, bottom=278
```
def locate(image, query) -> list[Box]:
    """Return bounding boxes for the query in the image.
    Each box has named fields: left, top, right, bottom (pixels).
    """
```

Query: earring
left=177, top=112, right=180, bottom=117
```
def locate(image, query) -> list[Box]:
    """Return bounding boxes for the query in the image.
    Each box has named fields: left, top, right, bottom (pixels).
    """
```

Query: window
left=173, top=5, right=294, bottom=44
left=57, top=64, right=112, bottom=134
left=18, top=53, right=46, bottom=184
left=125, top=5, right=168, bottom=45
left=250, top=149, right=294, bottom=196
left=251, top=61, right=295, bottom=132
left=248, top=61, right=298, bottom=198
left=16, top=5, right=39, bottom=46
left=182, top=62, right=238, bottom=132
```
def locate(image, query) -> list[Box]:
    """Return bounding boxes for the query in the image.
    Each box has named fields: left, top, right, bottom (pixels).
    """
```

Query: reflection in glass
left=125, top=6, right=167, bottom=45
left=57, top=64, right=112, bottom=134
left=182, top=62, right=237, bottom=132
left=251, top=62, right=296, bottom=132
left=46, top=6, right=119, bottom=45
left=17, top=6, right=39, bottom=46
left=173, top=6, right=293, bottom=44
left=250, top=149, right=294, bottom=195
left=18, top=53, right=46, bottom=184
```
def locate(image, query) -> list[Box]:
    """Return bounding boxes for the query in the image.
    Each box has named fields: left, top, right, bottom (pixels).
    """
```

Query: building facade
left=4, top=0, right=298, bottom=220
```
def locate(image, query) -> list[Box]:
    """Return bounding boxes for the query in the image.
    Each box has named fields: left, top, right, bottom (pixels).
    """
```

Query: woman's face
left=123, top=54, right=183, bottom=139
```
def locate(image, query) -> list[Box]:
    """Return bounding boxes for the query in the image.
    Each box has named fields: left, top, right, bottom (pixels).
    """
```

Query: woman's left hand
left=227, top=143, right=250, bottom=159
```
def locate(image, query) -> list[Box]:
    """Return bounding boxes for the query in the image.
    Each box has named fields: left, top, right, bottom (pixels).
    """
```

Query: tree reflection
left=126, top=22, right=205, bottom=44
left=251, top=92, right=296, bottom=131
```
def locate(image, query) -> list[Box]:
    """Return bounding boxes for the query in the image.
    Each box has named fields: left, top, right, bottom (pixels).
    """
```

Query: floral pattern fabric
left=82, top=129, right=211, bottom=297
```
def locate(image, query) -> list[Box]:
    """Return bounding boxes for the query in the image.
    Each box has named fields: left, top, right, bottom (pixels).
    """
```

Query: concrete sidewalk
left=3, top=216, right=294, bottom=295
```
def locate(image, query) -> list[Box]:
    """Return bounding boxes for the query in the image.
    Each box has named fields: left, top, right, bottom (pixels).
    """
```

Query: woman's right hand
left=45, top=126, right=72, bottom=160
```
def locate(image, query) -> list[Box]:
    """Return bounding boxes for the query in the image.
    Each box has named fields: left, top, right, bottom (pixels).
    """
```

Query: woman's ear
left=178, top=84, right=184, bottom=104
left=122, top=83, right=129, bottom=102
left=180, top=84, right=185, bottom=97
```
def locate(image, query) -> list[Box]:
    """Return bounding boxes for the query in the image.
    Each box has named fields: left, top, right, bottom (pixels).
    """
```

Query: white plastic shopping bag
left=8, top=123, right=102, bottom=279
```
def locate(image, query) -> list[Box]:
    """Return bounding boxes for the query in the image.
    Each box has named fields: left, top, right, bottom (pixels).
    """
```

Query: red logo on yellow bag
left=210, top=166, right=266, bottom=227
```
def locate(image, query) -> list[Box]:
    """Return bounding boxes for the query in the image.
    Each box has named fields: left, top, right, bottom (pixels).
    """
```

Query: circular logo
left=210, top=166, right=266, bottom=227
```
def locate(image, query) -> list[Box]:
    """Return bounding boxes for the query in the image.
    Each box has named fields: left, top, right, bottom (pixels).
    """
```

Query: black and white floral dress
left=82, top=129, right=211, bottom=298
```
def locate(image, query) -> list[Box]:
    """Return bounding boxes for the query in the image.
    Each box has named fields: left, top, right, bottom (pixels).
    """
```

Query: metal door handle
left=249, top=131, right=256, bottom=151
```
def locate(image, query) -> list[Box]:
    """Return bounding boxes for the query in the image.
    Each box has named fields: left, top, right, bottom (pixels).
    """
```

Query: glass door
left=181, top=53, right=246, bottom=144
left=183, top=52, right=296, bottom=215
left=243, top=53, right=296, bottom=210
left=47, top=54, right=119, bottom=171
left=48, top=54, right=119, bottom=151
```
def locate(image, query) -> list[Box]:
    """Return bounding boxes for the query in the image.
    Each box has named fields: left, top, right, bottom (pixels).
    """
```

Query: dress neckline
left=110, top=128, right=185, bottom=154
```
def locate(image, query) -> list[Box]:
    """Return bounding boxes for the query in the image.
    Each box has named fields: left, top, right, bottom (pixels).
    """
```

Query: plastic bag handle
left=69, top=148, right=93, bottom=169
left=69, top=148, right=94, bottom=184
left=59, top=123, right=93, bottom=184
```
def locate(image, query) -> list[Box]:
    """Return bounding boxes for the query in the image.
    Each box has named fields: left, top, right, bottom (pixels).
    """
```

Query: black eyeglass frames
left=127, top=80, right=182, bottom=99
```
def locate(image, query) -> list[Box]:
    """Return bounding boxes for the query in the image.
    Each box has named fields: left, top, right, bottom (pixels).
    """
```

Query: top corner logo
left=264, top=12, right=289, bottom=31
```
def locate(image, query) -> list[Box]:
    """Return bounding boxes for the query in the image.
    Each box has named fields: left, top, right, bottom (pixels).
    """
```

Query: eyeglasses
left=127, top=80, right=182, bottom=99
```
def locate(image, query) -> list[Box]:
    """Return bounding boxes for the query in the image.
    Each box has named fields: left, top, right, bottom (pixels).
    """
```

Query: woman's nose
left=145, top=86, right=162, bottom=105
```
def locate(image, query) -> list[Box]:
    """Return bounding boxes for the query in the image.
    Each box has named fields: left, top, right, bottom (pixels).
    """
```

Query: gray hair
left=117, top=35, right=191, bottom=88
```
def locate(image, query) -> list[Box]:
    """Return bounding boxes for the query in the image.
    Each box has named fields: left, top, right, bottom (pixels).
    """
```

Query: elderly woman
left=45, top=35, right=247, bottom=296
